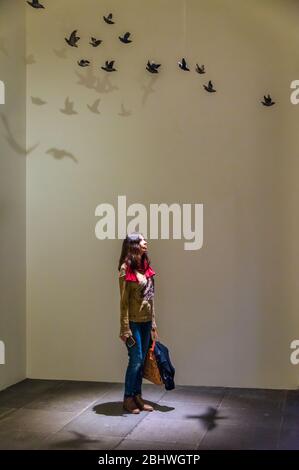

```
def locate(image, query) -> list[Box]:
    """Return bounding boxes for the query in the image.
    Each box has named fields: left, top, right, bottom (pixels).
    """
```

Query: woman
left=118, top=232, right=159, bottom=414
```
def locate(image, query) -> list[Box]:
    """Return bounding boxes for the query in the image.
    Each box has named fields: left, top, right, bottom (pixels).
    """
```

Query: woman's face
left=139, top=235, right=148, bottom=254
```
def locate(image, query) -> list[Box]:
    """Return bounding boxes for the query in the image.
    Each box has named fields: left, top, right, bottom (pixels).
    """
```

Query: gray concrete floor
left=0, top=379, right=297, bottom=450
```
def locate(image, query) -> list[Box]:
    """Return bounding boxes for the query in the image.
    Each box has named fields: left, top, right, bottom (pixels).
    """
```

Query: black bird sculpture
left=90, top=37, right=102, bottom=47
left=261, top=94, right=275, bottom=106
left=178, top=58, right=190, bottom=71
left=146, top=61, right=161, bottom=74
left=27, top=0, right=45, bottom=8
left=196, top=64, right=205, bottom=74
left=101, top=60, right=117, bottom=72
left=65, top=30, right=80, bottom=47
left=203, top=80, right=216, bottom=92
left=103, top=13, right=114, bottom=24
left=78, top=59, right=90, bottom=67
left=119, top=32, right=132, bottom=44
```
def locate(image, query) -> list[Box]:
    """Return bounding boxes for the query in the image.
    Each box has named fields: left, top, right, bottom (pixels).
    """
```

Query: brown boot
left=134, top=394, right=154, bottom=411
left=123, top=396, right=140, bottom=414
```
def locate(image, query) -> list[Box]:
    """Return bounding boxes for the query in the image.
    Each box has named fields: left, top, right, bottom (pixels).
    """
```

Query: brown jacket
left=119, top=263, right=157, bottom=337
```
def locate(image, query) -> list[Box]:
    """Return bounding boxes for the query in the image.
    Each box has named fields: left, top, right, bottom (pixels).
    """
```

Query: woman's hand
left=119, top=332, right=132, bottom=343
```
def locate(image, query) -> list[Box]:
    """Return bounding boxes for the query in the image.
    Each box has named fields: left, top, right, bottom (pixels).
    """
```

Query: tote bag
left=143, top=338, right=163, bottom=385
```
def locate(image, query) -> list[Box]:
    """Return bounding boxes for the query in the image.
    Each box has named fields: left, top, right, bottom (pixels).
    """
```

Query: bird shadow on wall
left=0, top=113, right=39, bottom=156
left=87, top=98, right=101, bottom=114
left=94, top=75, right=118, bottom=94
left=60, top=96, right=78, bottom=115
left=31, top=96, right=47, bottom=106
left=46, top=148, right=78, bottom=163
left=0, top=114, right=77, bottom=163
left=140, top=75, right=158, bottom=107
left=75, top=67, right=118, bottom=94
left=118, top=103, right=132, bottom=117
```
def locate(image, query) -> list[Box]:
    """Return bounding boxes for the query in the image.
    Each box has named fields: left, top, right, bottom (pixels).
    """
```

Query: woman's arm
left=151, top=276, right=157, bottom=330
left=119, top=266, right=132, bottom=338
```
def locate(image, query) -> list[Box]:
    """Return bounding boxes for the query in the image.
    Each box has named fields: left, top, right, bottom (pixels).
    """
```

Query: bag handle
left=150, top=330, right=159, bottom=351
left=151, top=328, right=159, bottom=337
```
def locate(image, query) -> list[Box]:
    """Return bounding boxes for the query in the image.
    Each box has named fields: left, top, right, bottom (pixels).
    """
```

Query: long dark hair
left=118, top=232, right=150, bottom=272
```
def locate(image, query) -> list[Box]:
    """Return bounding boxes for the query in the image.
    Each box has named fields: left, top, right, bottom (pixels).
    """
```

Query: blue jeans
left=124, top=320, right=152, bottom=398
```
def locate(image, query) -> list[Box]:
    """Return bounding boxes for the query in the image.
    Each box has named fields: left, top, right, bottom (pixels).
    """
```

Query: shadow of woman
left=92, top=401, right=175, bottom=417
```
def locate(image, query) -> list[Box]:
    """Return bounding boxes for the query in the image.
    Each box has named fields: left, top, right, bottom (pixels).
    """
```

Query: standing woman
left=118, top=232, right=158, bottom=414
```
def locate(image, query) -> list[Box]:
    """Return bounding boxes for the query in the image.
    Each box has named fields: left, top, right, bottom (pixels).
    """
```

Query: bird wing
left=109, top=60, right=115, bottom=67
left=70, top=30, right=77, bottom=41
left=124, top=32, right=130, bottom=40
left=182, top=58, right=186, bottom=67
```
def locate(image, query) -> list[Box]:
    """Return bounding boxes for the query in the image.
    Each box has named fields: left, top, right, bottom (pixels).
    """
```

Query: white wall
left=26, top=0, right=299, bottom=388
left=0, top=0, right=26, bottom=391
